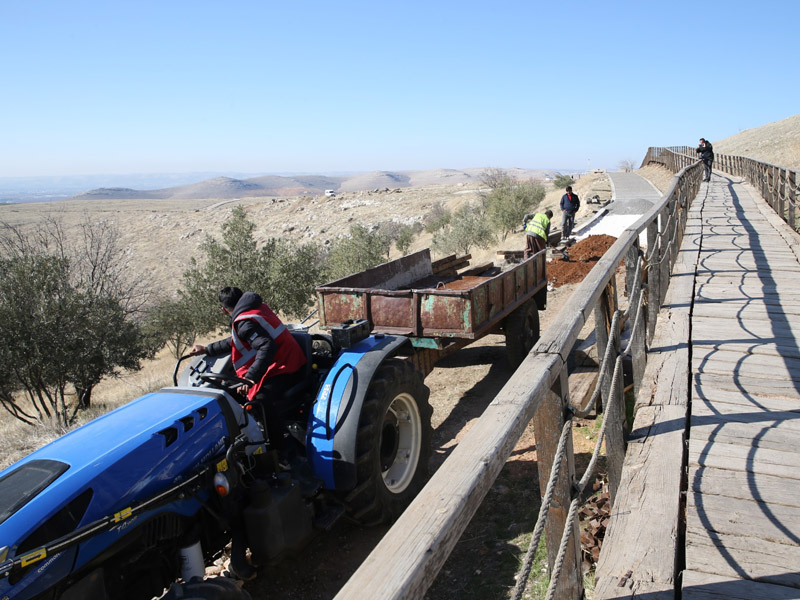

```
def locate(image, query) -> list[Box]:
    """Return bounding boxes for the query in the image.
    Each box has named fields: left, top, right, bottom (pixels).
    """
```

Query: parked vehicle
left=0, top=248, right=546, bottom=599
left=0, top=322, right=430, bottom=600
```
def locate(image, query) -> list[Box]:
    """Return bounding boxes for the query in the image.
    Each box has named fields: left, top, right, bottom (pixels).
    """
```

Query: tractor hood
left=0, top=387, right=241, bottom=560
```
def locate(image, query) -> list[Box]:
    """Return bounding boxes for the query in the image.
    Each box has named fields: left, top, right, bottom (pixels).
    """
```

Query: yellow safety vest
left=525, top=213, right=550, bottom=241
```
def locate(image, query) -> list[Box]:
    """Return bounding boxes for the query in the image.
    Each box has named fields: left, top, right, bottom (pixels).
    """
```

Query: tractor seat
left=279, top=332, right=314, bottom=405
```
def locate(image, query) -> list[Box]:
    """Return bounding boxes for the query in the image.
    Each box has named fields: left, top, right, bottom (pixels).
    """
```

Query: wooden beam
left=532, top=366, right=582, bottom=598
left=334, top=352, right=561, bottom=599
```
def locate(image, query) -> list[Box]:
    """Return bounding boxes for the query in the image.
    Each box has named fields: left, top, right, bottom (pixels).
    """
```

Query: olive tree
left=394, top=223, right=419, bottom=256
left=553, top=174, right=575, bottom=189
left=325, top=223, right=391, bottom=281
left=180, top=206, right=327, bottom=335
left=0, top=217, right=153, bottom=425
left=432, top=202, right=495, bottom=256
left=145, top=296, right=198, bottom=359
left=484, top=178, right=546, bottom=241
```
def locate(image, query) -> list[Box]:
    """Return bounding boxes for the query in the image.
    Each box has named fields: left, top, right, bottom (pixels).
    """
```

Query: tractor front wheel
left=343, top=359, right=432, bottom=526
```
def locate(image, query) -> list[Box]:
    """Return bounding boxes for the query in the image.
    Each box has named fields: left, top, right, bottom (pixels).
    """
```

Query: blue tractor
left=0, top=320, right=432, bottom=600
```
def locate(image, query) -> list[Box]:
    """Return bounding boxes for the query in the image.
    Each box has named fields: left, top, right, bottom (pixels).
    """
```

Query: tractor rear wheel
left=343, top=358, right=432, bottom=526
left=505, top=298, right=540, bottom=369
left=162, top=576, right=252, bottom=599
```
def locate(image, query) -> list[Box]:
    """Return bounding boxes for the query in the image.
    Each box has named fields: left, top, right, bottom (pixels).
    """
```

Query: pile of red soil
left=547, top=234, right=617, bottom=287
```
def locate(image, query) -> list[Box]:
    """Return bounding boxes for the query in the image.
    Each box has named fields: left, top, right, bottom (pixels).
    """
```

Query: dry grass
left=0, top=345, right=188, bottom=470
left=636, top=164, right=675, bottom=193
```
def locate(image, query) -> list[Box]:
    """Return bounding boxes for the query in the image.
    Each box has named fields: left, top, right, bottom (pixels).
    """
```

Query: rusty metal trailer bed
left=316, top=249, right=547, bottom=374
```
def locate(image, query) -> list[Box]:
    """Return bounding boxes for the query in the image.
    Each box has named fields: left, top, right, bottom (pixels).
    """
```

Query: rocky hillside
left=2, top=172, right=610, bottom=300
left=714, top=113, right=800, bottom=169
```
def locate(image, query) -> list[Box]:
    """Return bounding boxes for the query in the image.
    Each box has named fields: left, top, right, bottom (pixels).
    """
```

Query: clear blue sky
left=2, top=1, right=798, bottom=177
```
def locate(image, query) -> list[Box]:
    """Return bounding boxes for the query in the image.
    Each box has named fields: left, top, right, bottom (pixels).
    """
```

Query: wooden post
left=596, top=280, right=625, bottom=504
left=594, top=288, right=610, bottom=415
left=763, top=165, right=770, bottom=207
left=779, top=168, right=786, bottom=222
left=789, top=170, right=797, bottom=232
left=658, top=206, right=670, bottom=307
left=667, top=198, right=679, bottom=276
left=628, top=246, right=648, bottom=395
left=533, top=365, right=582, bottom=599
left=624, top=239, right=640, bottom=298
left=645, top=220, right=659, bottom=342
left=630, top=264, right=647, bottom=400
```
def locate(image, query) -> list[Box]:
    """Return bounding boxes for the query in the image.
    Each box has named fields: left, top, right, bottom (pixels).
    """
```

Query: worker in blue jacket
left=560, top=186, right=580, bottom=239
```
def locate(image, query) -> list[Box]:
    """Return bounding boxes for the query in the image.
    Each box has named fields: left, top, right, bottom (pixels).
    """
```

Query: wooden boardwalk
left=685, top=172, right=800, bottom=599
left=596, top=171, right=800, bottom=599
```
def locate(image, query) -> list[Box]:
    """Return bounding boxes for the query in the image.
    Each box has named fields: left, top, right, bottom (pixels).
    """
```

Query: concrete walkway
left=576, top=171, right=663, bottom=240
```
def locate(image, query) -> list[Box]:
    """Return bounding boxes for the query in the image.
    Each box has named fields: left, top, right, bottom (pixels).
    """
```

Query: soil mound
left=547, top=234, right=617, bottom=287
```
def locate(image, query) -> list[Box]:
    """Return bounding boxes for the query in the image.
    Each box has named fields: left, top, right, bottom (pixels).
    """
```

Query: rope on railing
left=513, top=148, right=705, bottom=598
left=546, top=497, right=582, bottom=600
left=514, top=260, right=647, bottom=597
left=513, top=341, right=629, bottom=598
left=544, top=351, right=626, bottom=599
left=511, top=419, right=573, bottom=600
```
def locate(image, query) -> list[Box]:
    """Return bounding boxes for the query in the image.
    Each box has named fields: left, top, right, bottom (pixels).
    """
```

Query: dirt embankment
left=547, top=234, right=618, bottom=287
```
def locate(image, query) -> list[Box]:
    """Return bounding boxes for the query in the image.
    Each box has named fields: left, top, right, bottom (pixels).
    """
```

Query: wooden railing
left=335, top=149, right=703, bottom=599
left=655, top=145, right=799, bottom=231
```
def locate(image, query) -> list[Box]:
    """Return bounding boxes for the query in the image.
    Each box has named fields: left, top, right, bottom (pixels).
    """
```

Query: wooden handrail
left=336, top=149, right=703, bottom=599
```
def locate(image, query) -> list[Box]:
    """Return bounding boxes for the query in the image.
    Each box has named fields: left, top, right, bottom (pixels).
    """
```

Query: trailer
left=316, top=248, right=547, bottom=374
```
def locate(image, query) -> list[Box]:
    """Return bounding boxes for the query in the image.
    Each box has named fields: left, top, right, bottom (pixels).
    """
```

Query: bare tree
left=0, top=217, right=154, bottom=425
left=618, top=159, right=637, bottom=172
left=480, top=167, right=515, bottom=190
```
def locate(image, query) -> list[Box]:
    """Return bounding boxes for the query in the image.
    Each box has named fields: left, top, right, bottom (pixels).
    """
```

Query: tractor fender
left=306, top=334, right=411, bottom=490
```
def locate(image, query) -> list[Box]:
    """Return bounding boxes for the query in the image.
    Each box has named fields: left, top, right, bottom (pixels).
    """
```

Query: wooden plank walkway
left=596, top=171, right=800, bottom=599
left=684, top=172, right=800, bottom=599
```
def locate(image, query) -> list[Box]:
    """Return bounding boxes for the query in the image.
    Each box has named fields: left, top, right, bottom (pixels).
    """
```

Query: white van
left=324, top=190, right=336, bottom=197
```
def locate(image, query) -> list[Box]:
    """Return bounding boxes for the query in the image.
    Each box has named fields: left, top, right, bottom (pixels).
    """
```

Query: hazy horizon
left=0, top=164, right=577, bottom=203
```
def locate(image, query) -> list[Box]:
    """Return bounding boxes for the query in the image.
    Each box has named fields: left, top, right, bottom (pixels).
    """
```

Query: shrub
left=485, top=180, right=546, bottom=241
left=480, top=167, right=516, bottom=190
left=180, top=206, right=326, bottom=329
left=394, top=223, right=418, bottom=256
left=433, top=202, right=495, bottom=256
left=326, top=223, right=391, bottom=281
left=0, top=219, right=152, bottom=425
left=144, top=296, right=198, bottom=359
left=553, top=174, right=575, bottom=189
left=424, top=202, right=451, bottom=233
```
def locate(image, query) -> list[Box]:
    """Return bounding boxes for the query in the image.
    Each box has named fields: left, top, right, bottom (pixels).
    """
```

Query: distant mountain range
left=69, top=168, right=560, bottom=202
left=0, top=167, right=563, bottom=204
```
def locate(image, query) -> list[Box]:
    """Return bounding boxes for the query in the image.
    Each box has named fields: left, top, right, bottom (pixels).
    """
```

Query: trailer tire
left=343, top=358, right=432, bottom=526
left=505, top=298, right=540, bottom=369
left=162, top=576, right=252, bottom=599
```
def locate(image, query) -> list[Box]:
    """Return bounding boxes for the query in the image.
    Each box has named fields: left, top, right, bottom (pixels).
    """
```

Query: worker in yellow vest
left=522, top=209, right=553, bottom=259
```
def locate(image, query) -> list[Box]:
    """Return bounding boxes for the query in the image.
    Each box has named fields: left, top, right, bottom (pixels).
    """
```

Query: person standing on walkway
left=696, top=138, right=714, bottom=181
left=560, top=186, right=580, bottom=239
left=522, top=209, right=553, bottom=259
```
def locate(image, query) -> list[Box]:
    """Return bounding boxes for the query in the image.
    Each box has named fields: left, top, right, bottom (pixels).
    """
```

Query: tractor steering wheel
left=196, top=372, right=251, bottom=392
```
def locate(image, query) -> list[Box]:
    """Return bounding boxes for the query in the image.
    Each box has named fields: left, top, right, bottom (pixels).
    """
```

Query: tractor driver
left=189, top=286, right=306, bottom=451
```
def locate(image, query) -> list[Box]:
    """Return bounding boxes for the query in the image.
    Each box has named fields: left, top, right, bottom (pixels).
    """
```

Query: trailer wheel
left=162, top=576, right=252, bottom=599
left=505, top=298, right=540, bottom=369
left=344, top=358, right=432, bottom=526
